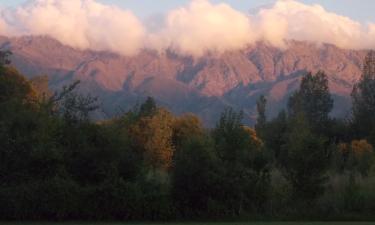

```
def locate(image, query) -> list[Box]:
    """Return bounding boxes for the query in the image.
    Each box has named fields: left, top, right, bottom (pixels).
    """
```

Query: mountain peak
left=1, top=35, right=368, bottom=125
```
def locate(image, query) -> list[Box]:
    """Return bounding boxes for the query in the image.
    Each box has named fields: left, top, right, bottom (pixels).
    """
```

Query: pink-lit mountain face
left=0, top=35, right=367, bottom=126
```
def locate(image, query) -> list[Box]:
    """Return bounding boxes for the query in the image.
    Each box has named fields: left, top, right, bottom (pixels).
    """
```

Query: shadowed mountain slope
left=0, top=35, right=367, bottom=125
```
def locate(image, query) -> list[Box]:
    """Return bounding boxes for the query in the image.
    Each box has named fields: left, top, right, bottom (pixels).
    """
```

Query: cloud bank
left=150, top=0, right=255, bottom=57
left=255, top=0, right=375, bottom=49
left=0, top=0, right=145, bottom=55
left=0, top=0, right=375, bottom=57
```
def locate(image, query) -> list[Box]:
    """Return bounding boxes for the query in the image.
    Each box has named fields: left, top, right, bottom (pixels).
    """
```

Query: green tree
left=0, top=67, right=36, bottom=104
left=0, top=65, right=43, bottom=185
left=0, top=50, right=11, bottom=69
left=352, top=51, right=375, bottom=140
left=172, top=113, right=204, bottom=148
left=102, top=119, right=141, bottom=181
left=46, top=81, right=99, bottom=123
left=280, top=115, right=330, bottom=202
left=288, top=71, right=333, bottom=128
left=30, top=75, right=52, bottom=99
left=62, top=123, right=123, bottom=185
left=172, top=135, right=219, bottom=217
left=262, top=110, right=288, bottom=163
left=139, top=96, right=157, bottom=118
left=130, top=108, right=175, bottom=171
left=335, top=140, right=374, bottom=177
left=255, top=95, right=267, bottom=137
left=212, top=108, right=269, bottom=215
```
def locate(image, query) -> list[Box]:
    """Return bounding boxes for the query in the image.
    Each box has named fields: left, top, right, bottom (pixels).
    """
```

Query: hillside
left=0, top=35, right=367, bottom=125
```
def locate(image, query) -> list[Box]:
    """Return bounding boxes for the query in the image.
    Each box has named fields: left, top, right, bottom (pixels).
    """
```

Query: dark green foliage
left=352, top=51, right=375, bottom=140
left=139, top=96, right=157, bottom=118
left=0, top=67, right=36, bottom=104
left=62, top=124, right=122, bottom=185
left=0, top=177, right=80, bottom=220
left=262, top=110, right=288, bottom=163
left=0, top=50, right=11, bottom=68
left=172, top=136, right=219, bottom=217
left=0, top=50, right=375, bottom=221
left=288, top=71, right=333, bottom=129
left=267, top=71, right=334, bottom=205
left=48, top=81, right=99, bottom=122
left=213, top=108, right=270, bottom=216
left=213, top=108, right=246, bottom=162
left=333, top=140, right=374, bottom=177
left=280, top=115, right=330, bottom=202
left=255, top=95, right=267, bottom=137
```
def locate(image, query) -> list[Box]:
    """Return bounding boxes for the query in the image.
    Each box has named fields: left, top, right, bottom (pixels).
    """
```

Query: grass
left=1, top=222, right=375, bottom=225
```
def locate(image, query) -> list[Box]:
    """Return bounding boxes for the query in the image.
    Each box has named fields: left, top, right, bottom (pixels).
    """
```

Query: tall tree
left=42, top=81, right=99, bottom=123
left=352, top=51, right=375, bottom=140
left=262, top=110, right=288, bottom=163
left=335, top=140, right=374, bottom=177
left=0, top=67, right=36, bottom=104
left=212, top=108, right=269, bottom=215
left=130, top=108, right=175, bottom=171
left=280, top=114, right=330, bottom=203
left=0, top=50, right=11, bottom=69
left=172, top=135, right=218, bottom=217
left=255, top=95, right=267, bottom=137
left=288, top=71, right=333, bottom=127
left=172, top=113, right=204, bottom=149
left=139, top=96, right=157, bottom=118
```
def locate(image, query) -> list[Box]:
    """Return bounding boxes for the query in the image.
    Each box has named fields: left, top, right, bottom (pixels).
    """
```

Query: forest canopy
left=0, top=51, right=374, bottom=221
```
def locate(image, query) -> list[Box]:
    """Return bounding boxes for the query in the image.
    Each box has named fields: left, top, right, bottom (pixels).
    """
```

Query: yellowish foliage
left=0, top=67, right=38, bottom=104
left=337, top=140, right=373, bottom=158
left=173, top=113, right=204, bottom=146
left=242, top=126, right=263, bottom=148
left=351, top=139, right=373, bottom=159
left=30, top=75, right=52, bottom=99
left=130, top=108, right=175, bottom=170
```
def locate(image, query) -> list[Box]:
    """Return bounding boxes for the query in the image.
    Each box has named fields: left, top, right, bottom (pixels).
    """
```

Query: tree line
left=0, top=51, right=374, bottom=221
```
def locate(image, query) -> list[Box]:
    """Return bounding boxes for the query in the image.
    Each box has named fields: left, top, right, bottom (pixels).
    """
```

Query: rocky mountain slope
left=0, top=35, right=367, bottom=125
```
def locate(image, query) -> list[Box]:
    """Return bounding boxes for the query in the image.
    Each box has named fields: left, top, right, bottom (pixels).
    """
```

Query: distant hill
left=0, top=35, right=367, bottom=126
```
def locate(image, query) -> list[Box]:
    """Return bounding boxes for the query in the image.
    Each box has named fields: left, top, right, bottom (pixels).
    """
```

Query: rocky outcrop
left=0, top=36, right=368, bottom=125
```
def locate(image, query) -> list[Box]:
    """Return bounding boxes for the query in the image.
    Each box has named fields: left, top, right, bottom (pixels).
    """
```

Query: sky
left=0, top=0, right=375, bottom=57
left=1, top=0, right=375, bottom=23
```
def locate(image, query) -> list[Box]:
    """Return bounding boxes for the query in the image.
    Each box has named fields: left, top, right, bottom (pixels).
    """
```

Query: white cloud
left=255, top=0, right=375, bottom=49
left=0, top=0, right=145, bottom=55
left=150, top=0, right=255, bottom=57
left=0, top=0, right=375, bottom=57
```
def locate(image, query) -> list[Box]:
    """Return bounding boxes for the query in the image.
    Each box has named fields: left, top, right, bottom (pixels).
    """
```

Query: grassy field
left=1, top=222, right=375, bottom=225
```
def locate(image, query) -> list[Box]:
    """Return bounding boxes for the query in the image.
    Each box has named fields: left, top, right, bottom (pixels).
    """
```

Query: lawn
left=1, top=222, right=375, bottom=225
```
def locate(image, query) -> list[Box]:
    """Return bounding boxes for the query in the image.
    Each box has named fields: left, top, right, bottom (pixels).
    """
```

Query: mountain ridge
left=0, top=35, right=368, bottom=125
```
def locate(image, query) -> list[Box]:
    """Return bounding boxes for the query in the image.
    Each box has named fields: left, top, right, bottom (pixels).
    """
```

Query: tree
left=0, top=65, right=60, bottom=185
left=350, top=140, right=374, bottom=176
left=172, top=136, right=219, bottom=217
left=335, top=140, right=374, bottom=177
left=262, top=110, right=288, bottom=164
left=30, top=75, right=52, bottom=99
left=46, top=81, right=99, bottom=123
left=172, top=113, right=204, bottom=149
left=130, top=108, right=175, bottom=171
left=255, top=95, right=267, bottom=138
left=139, top=96, right=157, bottom=118
left=212, top=108, right=269, bottom=215
left=0, top=50, right=11, bottom=69
left=352, top=51, right=375, bottom=140
left=213, top=108, right=245, bottom=162
left=0, top=67, right=36, bottom=104
left=280, top=115, right=330, bottom=202
left=288, top=71, right=333, bottom=128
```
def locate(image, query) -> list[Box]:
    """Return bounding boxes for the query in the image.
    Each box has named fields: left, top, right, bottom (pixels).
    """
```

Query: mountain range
left=0, top=35, right=368, bottom=126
